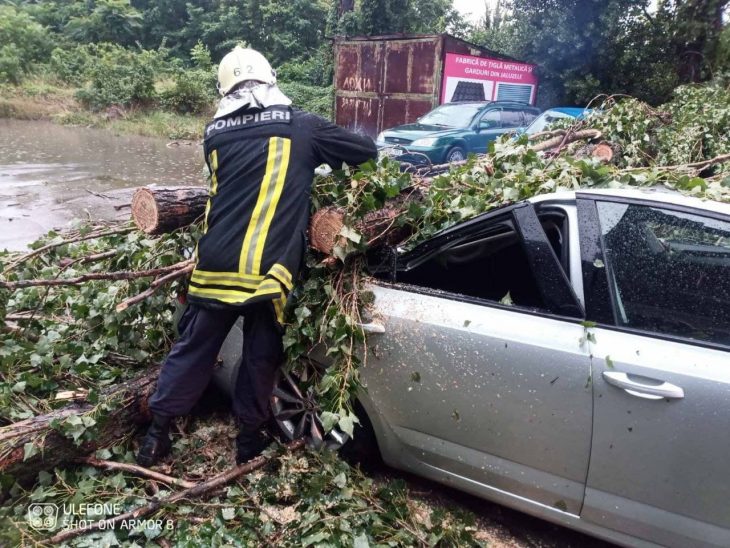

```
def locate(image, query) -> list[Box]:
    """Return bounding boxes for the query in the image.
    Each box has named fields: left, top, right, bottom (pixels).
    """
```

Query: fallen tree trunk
left=130, top=131, right=607, bottom=254
left=0, top=368, right=157, bottom=486
left=133, top=184, right=426, bottom=256
left=131, top=186, right=209, bottom=235
left=130, top=133, right=610, bottom=256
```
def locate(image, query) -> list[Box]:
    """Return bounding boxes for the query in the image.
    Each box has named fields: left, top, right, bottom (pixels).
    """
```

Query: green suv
left=376, top=101, right=541, bottom=165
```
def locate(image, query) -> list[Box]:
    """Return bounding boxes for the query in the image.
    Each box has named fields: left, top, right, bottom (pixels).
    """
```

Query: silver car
left=216, top=187, right=730, bottom=547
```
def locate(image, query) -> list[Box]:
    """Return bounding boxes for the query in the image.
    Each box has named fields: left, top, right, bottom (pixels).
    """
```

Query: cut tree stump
left=573, top=141, right=622, bottom=164
left=310, top=207, right=346, bottom=254
left=0, top=368, right=158, bottom=487
left=131, top=186, right=209, bottom=235
left=591, top=142, right=616, bottom=163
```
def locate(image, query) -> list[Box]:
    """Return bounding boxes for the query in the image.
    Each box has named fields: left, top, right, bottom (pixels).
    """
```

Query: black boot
left=236, top=427, right=270, bottom=464
left=136, top=414, right=172, bottom=467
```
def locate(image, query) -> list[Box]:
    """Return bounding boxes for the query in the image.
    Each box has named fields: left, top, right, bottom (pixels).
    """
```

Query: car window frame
left=577, top=193, right=730, bottom=352
left=387, top=202, right=584, bottom=319
left=476, top=107, right=502, bottom=130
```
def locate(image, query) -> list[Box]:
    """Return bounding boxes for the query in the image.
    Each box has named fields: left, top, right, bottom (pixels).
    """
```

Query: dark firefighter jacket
left=188, top=104, right=377, bottom=322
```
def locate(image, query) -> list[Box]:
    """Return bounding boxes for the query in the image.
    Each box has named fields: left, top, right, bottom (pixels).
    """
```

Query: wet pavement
left=0, top=119, right=204, bottom=250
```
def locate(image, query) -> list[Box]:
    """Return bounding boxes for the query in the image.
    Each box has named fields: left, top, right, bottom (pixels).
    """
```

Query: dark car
left=376, top=101, right=541, bottom=165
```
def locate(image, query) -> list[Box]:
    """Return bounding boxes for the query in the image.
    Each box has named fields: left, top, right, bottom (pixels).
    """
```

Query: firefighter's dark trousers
left=148, top=301, right=283, bottom=431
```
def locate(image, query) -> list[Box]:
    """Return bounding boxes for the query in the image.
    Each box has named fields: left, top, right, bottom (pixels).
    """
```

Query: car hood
left=382, top=123, right=465, bottom=144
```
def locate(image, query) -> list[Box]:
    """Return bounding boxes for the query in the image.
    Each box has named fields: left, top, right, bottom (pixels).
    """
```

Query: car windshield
left=525, top=110, right=575, bottom=135
left=418, top=104, right=482, bottom=129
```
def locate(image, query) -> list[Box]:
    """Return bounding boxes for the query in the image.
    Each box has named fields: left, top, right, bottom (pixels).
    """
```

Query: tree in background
left=64, top=0, right=144, bottom=46
left=0, top=5, right=50, bottom=83
left=468, top=0, right=729, bottom=106
left=333, top=0, right=465, bottom=37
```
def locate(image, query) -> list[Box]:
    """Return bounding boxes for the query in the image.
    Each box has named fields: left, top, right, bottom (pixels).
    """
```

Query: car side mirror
left=479, top=119, right=499, bottom=131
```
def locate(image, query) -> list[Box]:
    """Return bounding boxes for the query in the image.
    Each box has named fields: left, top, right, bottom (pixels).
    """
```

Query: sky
left=453, top=0, right=496, bottom=25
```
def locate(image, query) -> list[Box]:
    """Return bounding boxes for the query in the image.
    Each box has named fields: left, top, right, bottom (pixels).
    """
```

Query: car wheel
left=270, top=363, right=350, bottom=450
left=445, top=146, right=466, bottom=163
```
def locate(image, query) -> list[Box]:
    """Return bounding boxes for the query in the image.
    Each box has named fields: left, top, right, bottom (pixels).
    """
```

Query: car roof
left=403, top=186, right=729, bottom=256
left=438, top=101, right=538, bottom=109
left=529, top=187, right=730, bottom=216
left=542, top=107, right=587, bottom=116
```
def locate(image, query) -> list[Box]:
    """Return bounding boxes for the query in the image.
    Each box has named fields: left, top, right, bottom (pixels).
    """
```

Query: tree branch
left=3, top=226, right=135, bottom=274
left=79, top=456, right=197, bottom=489
left=0, top=260, right=193, bottom=290
left=115, top=263, right=194, bottom=312
left=530, top=129, right=603, bottom=152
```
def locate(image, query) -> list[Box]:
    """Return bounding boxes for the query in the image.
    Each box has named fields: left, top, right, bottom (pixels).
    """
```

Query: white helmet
left=217, top=46, right=276, bottom=96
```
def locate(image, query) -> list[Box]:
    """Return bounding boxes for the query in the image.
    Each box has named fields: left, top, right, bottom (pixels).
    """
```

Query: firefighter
left=136, top=47, right=377, bottom=466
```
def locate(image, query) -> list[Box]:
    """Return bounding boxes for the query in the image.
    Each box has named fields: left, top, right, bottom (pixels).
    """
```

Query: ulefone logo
left=27, top=503, right=59, bottom=531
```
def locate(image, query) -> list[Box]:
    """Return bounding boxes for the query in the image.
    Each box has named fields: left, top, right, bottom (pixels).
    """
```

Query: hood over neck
left=214, top=82, right=292, bottom=119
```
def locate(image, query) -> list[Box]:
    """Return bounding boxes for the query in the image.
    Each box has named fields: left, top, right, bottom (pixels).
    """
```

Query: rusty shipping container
left=334, top=33, right=537, bottom=138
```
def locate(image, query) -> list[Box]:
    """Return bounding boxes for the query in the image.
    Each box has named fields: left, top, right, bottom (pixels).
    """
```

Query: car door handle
left=602, top=371, right=684, bottom=400
left=356, top=322, right=385, bottom=334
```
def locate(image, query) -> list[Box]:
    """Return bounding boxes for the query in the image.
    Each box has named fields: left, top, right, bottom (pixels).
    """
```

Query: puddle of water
left=0, top=119, right=205, bottom=250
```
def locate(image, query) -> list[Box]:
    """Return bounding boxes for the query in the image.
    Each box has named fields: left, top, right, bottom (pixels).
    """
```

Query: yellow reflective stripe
left=190, top=275, right=260, bottom=289
left=202, top=149, right=219, bottom=234
left=240, top=138, right=279, bottom=274
left=252, top=138, right=290, bottom=274
left=202, top=201, right=211, bottom=234
left=269, top=263, right=293, bottom=290
left=272, top=289, right=288, bottom=324
left=189, top=282, right=282, bottom=302
left=192, top=269, right=264, bottom=283
left=210, top=149, right=219, bottom=195
left=188, top=289, right=253, bottom=304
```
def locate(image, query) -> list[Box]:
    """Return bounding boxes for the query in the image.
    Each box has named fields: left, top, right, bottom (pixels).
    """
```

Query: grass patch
left=112, top=110, right=208, bottom=140
left=0, top=81, right=77, bottom=120
left=1, top=79, right=209, bottom=140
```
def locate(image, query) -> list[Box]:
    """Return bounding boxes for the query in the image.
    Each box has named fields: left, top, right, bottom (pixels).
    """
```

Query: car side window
left=523, top=110, right=539, bottom=125
left=396, top=217, right=550, bottom=312
left=596, top=201, right=730, bottom=346
left=479, top=109, right=501, bottom=129
left=500, top=108, right=524, bottom=128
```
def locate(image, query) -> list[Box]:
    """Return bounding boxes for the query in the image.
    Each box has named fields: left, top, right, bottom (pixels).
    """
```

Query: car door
left=363, top=202, right=593, bottom=515
left=577, top=195, right=730, bottom=547
left=466, top=108, right=502, bottom=154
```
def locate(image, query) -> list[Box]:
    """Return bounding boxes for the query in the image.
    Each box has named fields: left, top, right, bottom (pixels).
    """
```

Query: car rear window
left=597, top=201, right=730, bottom=346
left=418, top=104, right=481, bottom=128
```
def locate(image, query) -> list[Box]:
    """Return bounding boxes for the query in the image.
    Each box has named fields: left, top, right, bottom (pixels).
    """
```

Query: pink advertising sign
left=441, top=53, right=538, bottom=105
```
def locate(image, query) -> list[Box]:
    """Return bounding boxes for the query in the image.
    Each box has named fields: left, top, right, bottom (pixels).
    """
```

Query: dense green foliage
left=0, top=224, right=195, bottom=424
left=3, top=0, right=727, bottom=114
left=0, top=0, right=460, bottom=118
left=587, top=78, right=730, bottom=168
left=0, top=5, right=49, bottom=83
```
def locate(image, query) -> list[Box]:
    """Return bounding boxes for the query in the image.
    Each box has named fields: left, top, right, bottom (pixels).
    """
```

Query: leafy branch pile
left=0, top=415, right=486, bottom=546
left=288, top=79, right=730, bottom=436
left=0, top=224, right=196, bottom=426
left=0, top=78, right=729, bottom=545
